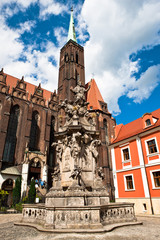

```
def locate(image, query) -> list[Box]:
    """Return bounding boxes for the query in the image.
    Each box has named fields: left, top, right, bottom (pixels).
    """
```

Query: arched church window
left=65, top=53, right=69, bottom=62
left=75, top=70, right=79, bottom=85
left=71, top=53, right=74, bottom=61
left=103, top=119, right=108, bottom=143
left=76, top=52, right=78, bottom=64
left=49, top=116, right=55, bottom=167
left=29, top=111, right=39, bottom=151
left=3, top=105, right=20, bottom=164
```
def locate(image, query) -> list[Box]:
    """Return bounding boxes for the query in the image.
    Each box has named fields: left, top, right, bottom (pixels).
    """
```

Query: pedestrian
left=40, top=180, right=44, bottom=189
left=39, top=178, right=41, bottom=187
left=35, top=179, right=38, bottom=188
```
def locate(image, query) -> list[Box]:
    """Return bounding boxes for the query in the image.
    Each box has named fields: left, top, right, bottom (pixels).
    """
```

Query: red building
left=110, top=109, right=160, bottom=214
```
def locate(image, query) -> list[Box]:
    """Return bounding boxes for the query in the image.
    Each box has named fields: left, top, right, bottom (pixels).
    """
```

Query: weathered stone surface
left=20, top=82, right=137, bottom=230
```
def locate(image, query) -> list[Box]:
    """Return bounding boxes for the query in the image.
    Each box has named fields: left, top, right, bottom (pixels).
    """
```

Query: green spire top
left=67, top=7, right=77, bottom=43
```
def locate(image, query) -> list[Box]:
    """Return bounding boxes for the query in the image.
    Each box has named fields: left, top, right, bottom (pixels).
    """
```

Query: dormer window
left=146, top=119, right=151, bottom=127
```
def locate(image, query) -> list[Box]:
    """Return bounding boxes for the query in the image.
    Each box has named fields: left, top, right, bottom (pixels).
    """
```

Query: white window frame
left=124, top=174, right=135, bottom=191
left=150, top=169, right=160, bottom=189
left=145, top=137, right=159, bottom=156
left=121, top=146, right=131, bottom=162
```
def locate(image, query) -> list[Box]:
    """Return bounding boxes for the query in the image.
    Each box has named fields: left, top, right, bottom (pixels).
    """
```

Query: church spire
left=67, top=7, right=77, bottom=43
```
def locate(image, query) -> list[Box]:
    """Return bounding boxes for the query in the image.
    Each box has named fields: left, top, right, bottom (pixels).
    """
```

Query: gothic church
left=0, top=9, right=115, bottom=205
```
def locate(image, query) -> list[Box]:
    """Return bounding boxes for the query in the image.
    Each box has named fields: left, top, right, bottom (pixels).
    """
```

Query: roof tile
left=5, top=73, right=53, bottom=104
left=86, top=79, right=104, bottom=111
left=112, top=108, right=160, bottom=144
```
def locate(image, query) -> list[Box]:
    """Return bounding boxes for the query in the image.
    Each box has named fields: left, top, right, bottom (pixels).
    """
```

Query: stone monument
left=18, top=80, right=138, bottom=231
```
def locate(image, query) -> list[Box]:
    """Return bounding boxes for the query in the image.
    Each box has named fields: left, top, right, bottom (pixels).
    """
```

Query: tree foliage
left=13, top=177, right=21, bottom=206
left=28, top=179, right=36, bottom=203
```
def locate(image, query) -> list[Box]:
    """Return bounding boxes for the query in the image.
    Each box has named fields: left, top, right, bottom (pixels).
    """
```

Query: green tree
left=13, top=177, right=21, bottom=206
left=28, top=179, right=36, bottom=203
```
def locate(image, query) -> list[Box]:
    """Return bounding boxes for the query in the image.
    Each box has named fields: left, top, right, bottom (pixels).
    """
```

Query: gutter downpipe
left=138, top=135, right=154, bottom=215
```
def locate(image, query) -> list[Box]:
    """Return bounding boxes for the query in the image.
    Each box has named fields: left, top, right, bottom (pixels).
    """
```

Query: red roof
left=86, top=79, right=104, bottom=110
left=112, top=108, right=160, bottom=144
left=5, top=73, right=52, bottom=103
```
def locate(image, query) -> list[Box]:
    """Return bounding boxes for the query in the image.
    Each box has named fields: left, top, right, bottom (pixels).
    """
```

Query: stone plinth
left=45, top=187, right=109, bottom=208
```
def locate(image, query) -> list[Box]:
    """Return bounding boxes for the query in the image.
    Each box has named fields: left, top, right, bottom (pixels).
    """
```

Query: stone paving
left=0, top=214, right=160, bottom=240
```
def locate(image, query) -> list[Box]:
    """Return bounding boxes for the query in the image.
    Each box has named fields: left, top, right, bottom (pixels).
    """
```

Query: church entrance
left=2, top=178, right=13, bottom=207
left=28, top=159, right=41, bottom=184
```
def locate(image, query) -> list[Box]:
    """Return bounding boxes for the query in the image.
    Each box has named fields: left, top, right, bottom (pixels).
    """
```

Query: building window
left=2, top=105, right=20, bottom=163
left=145, top=119, right=151, bottom=127
left=147, top=139, right=158, bottom=154
left=152, top=171, right=160, bottom=188
left=76, top=53, right=78, bottom=64
left=143, top=203, right=147, bottom=211
left=64, top=53, right=69, bottom=62
left=29, top=111, right=39, bottom=151
left=49, top=116, right=55, bottom=167
left=122, top=147, right=130, bottom=161
left=124, top=175, right=135, bottom=190
left=103, top=119, right=108, bottom=143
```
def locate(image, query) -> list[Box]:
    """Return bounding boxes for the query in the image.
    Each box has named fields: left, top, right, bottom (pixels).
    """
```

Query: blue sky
left=0, top=0, right=160, bottom=125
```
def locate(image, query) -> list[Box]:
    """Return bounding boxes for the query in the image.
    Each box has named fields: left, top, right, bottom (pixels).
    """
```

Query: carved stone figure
left=97, top=167, right=105, bottom=180
left=69, top=166, right=82, bottom=180
left=89, top=139, right=101, bottom=160
left=52, top=140, right=63, bottom=163
left=70, top=79, right=90, bottom=105
left=60, top=99, right=75, bottom=120
left=52, top=164, right=61, bottom=181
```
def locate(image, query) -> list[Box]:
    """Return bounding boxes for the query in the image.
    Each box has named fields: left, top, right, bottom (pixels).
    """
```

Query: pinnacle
left=67, top=7, right=77, bottom=43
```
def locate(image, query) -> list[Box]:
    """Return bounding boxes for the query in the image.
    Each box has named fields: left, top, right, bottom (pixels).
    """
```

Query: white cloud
left=54, top=27, right=67, bottom=47
left=0, top=16, right=23, bottom=66
left=3, top=41, right=59, bottom=92
left=18, top=20, right=36, bottom=34
left=0, top=0, right=67, bottom=19
left=0, top=0, right=37, bottom=11
left=0, top=14, right=59, bottom=92
left=79, top=0, right=160, bottom=114
left=39, top=0, right=67, bottom=19
left=127, top=65, right=160, bottom=103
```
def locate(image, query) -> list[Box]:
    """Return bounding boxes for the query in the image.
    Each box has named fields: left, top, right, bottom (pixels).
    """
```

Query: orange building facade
left=110, top=109, right=160, bottom=215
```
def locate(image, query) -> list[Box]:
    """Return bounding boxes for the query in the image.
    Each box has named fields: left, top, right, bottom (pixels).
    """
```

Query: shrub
left=13, top=177, right=21, bottom=206
left=28, top=179, right=36, bottom=203
left=0, top=190, right=9, bottom=209
left=15, top=202, right=23, bottom=213
left=0, top=206, right=7, bottom=212
left=22, top=196, right=28, bottom=204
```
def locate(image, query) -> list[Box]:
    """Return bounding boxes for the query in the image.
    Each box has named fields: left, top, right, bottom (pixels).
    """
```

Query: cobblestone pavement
left=0, top=214, right=160, bottom=240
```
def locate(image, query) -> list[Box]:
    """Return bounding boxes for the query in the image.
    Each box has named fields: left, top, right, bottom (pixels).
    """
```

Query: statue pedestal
left=20, top=80, right=138, bottom=231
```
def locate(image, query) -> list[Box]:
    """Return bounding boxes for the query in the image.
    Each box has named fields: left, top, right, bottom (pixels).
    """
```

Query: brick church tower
left=58, top=8, right=85, bottom=102
left=57, top=8, right=116, bottom=200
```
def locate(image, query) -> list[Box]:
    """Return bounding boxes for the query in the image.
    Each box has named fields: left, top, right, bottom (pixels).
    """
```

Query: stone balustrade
left=22, top=202, right=136, bottom=229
